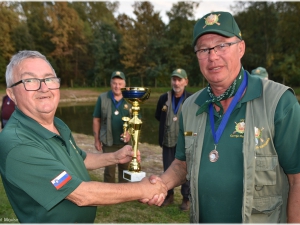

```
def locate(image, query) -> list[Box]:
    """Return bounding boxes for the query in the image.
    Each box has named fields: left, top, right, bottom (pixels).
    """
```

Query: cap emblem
left=203, top=14, right=221, bottom=28
left=177, top=69, right=181, bottom=73
left=116, top=71, right=120, bottom=75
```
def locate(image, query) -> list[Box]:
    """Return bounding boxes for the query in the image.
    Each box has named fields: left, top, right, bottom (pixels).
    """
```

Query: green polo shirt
left=93, top=90, right=131, bottom=145
left=176, top=73, right=300, bottom=222
left=0, top=108, right=96, bottom=223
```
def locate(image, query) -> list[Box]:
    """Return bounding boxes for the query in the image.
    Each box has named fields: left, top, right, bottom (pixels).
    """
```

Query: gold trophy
left=121, top=87, right=151, bottom=182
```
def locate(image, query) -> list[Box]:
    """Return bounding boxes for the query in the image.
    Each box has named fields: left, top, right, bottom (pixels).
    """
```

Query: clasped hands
left=115, top=146, right=167, bottom=206
left=138, top=175, right=167, bottom=206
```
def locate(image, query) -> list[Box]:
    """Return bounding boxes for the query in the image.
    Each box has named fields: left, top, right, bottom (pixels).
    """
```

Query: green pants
left=102, top=144, right=129, bottom=183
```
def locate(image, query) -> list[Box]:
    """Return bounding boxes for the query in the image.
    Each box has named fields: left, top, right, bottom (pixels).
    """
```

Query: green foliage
left=0, top=1, right=299, bottom=88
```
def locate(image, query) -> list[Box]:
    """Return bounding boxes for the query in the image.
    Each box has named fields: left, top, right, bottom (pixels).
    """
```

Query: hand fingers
left=155, top=193, right=166, bottom=206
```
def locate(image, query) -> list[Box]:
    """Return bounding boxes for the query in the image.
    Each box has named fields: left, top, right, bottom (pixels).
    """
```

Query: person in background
left=143, top=11, right=300, bottom=223
left=155, top=68, right=191, bottom=211
left=93, top=71, right=131, bottom=183
left=251, top=66, right=269, bottom=80
left=1, top=94, right=15, bottom=129
left=0, top=50, right=167, bottom=223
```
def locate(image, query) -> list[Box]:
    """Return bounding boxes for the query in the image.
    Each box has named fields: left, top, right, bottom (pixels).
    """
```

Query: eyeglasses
left=194, top=41, right=242, bottom=60
left=9, top=77, right=61, bottom=91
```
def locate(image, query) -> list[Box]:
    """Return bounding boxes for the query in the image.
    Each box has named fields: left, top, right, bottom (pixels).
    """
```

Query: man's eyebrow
left=20, top=72, right=55, bottom=78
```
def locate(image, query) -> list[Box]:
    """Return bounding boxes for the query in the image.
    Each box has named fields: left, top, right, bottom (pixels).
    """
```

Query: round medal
left=209, top=150, right=219, bottom=162
left=114, top=110, right=119, bottom=115
left=173, top=116, right=178, bottom=121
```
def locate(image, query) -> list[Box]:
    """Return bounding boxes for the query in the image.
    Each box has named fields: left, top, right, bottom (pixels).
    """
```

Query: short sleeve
left=93, top=96, right=102, bottom=118
left=274, top=90, right=300, bottom=174
left=6, top=146, right=83, bottom=211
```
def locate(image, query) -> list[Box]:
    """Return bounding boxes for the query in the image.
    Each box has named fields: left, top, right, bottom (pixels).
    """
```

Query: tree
left=0, top=2, right=20, bottom=85
left=119, top=1, right=166, bottom=87
left=165, top=2, right=200, bottom=86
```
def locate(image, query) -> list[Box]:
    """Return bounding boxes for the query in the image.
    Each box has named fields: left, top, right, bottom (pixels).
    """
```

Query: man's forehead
left=111, top=77, right=125, bottom=82
left=172, top=76, right=183, bottom=80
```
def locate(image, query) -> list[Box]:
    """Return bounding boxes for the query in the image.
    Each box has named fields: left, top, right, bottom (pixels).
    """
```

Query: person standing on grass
left=155, top=68, right=191, bottom=211
left=93, top=71, right=132, bottom=183
left=142, top=11, right=300, bottom=223
left=0, top=50, right=167, bottom=223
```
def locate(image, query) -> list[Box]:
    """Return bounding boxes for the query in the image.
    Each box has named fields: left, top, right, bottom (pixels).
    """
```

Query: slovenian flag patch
left=51, top=171, right=72, bottom=190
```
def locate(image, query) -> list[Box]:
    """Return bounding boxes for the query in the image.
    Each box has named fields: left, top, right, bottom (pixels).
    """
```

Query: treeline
left=0, top=1, right=299, bottom=88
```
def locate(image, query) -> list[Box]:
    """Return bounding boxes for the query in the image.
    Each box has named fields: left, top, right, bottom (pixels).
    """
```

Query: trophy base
left=123, top=170, right=146, bottom=182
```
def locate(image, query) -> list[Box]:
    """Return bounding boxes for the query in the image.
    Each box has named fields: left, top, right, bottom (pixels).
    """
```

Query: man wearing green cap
left=143, top=11, right=300, bottom=223
left=93, top=71, right=131, bottom=183
left=251, top=66, right=269, bottom=80
left=155, top=68, right=191, bottom=211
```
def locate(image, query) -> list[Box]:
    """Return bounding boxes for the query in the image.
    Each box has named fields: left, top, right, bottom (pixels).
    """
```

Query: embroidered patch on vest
left=230, top=120, right=245, bottom=138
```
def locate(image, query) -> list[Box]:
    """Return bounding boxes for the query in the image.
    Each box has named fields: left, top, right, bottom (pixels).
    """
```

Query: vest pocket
left=251, top=196, right=282, bottom=223
left=255, top=156, right=278, bottom=186
left=185, top=136, right=195, bottom=181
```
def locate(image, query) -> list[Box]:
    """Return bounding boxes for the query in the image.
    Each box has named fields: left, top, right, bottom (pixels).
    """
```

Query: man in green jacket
left=142, top=11, right=300, bottom=223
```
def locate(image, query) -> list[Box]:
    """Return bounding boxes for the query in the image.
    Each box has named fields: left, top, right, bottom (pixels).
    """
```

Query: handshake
left=137, top=175, right=169, bottom=206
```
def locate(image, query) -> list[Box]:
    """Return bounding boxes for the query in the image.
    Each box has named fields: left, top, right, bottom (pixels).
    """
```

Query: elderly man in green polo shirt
left=142, top=11, right=300, bottom=223
left=0, top=50, right=167, bottom=223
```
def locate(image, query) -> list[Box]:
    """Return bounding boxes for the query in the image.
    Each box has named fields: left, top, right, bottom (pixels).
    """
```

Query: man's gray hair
left=6, top=50, right=56, bottom=87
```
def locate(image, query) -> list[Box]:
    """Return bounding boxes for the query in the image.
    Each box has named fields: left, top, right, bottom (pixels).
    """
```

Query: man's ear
left=6, top=88, right=17, bottom=105
left=238, top=40, right=246, bottom=57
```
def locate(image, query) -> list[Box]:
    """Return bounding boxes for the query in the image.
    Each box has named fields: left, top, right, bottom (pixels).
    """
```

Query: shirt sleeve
left=274, top=90, right=300, bottom=174
left=6, top=145, right=83, bottom=211
left=93, top=96, right=102, bottom=118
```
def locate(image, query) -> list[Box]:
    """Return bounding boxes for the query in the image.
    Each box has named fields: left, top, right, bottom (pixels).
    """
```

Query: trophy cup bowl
left=121, top=87, right=151, bottom=104
left=121, top=87, right=151, bottom=182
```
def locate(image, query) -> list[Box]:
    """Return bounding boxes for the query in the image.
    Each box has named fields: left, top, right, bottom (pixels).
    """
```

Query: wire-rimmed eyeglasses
left=9, top=77, right=61, bottom=91
left=194, top=41, right=242, bottom=60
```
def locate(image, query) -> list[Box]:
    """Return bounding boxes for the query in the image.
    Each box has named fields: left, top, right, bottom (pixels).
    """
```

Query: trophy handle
left=121, top=117, right=130, bottom=142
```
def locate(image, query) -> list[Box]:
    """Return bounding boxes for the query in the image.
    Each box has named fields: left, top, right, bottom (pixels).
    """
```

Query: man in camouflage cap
left=144, top=11, right=300, bottom=223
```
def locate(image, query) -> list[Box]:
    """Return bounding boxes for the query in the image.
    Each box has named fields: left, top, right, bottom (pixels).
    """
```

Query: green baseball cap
left=251, top=67, right=268, bottom=79
left=192, top=11, right=242, bottom=46
left=171, top=68, right=188, bottom=79
left=111, top=71, right=125, bottom=80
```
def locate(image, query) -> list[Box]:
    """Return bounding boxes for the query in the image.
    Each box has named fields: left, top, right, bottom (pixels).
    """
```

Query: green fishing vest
left=99, top=91, right=113, bottom=146
left=163, top=91, right=182, bottom=147
left=182, top=80, right=291, bottom=223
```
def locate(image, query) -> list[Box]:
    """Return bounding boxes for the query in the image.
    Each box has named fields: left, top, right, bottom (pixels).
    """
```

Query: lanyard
left=111, top=92, right=122, bottom=109
left=172, top=93, right=184, bottom=115
left=209, top=72, right=248, bottom=145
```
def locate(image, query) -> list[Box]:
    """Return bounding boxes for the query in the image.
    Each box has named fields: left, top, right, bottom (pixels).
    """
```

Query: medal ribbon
left=111, top=91, right=122, bottom=110
left=172, top=93, right=184, bottom=115
left=209, top=72, right=248, bottom=145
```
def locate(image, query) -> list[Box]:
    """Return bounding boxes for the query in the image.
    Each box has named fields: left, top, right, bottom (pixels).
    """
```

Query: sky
left=116, top=0, right=235, bottom=23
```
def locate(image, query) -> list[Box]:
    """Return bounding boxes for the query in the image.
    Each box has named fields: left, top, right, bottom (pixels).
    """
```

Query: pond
left=55, top=100, right=160, bottom=146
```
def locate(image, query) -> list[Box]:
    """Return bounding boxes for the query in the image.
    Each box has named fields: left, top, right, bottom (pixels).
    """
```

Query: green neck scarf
left=197, top=72, right=244, bottom=115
